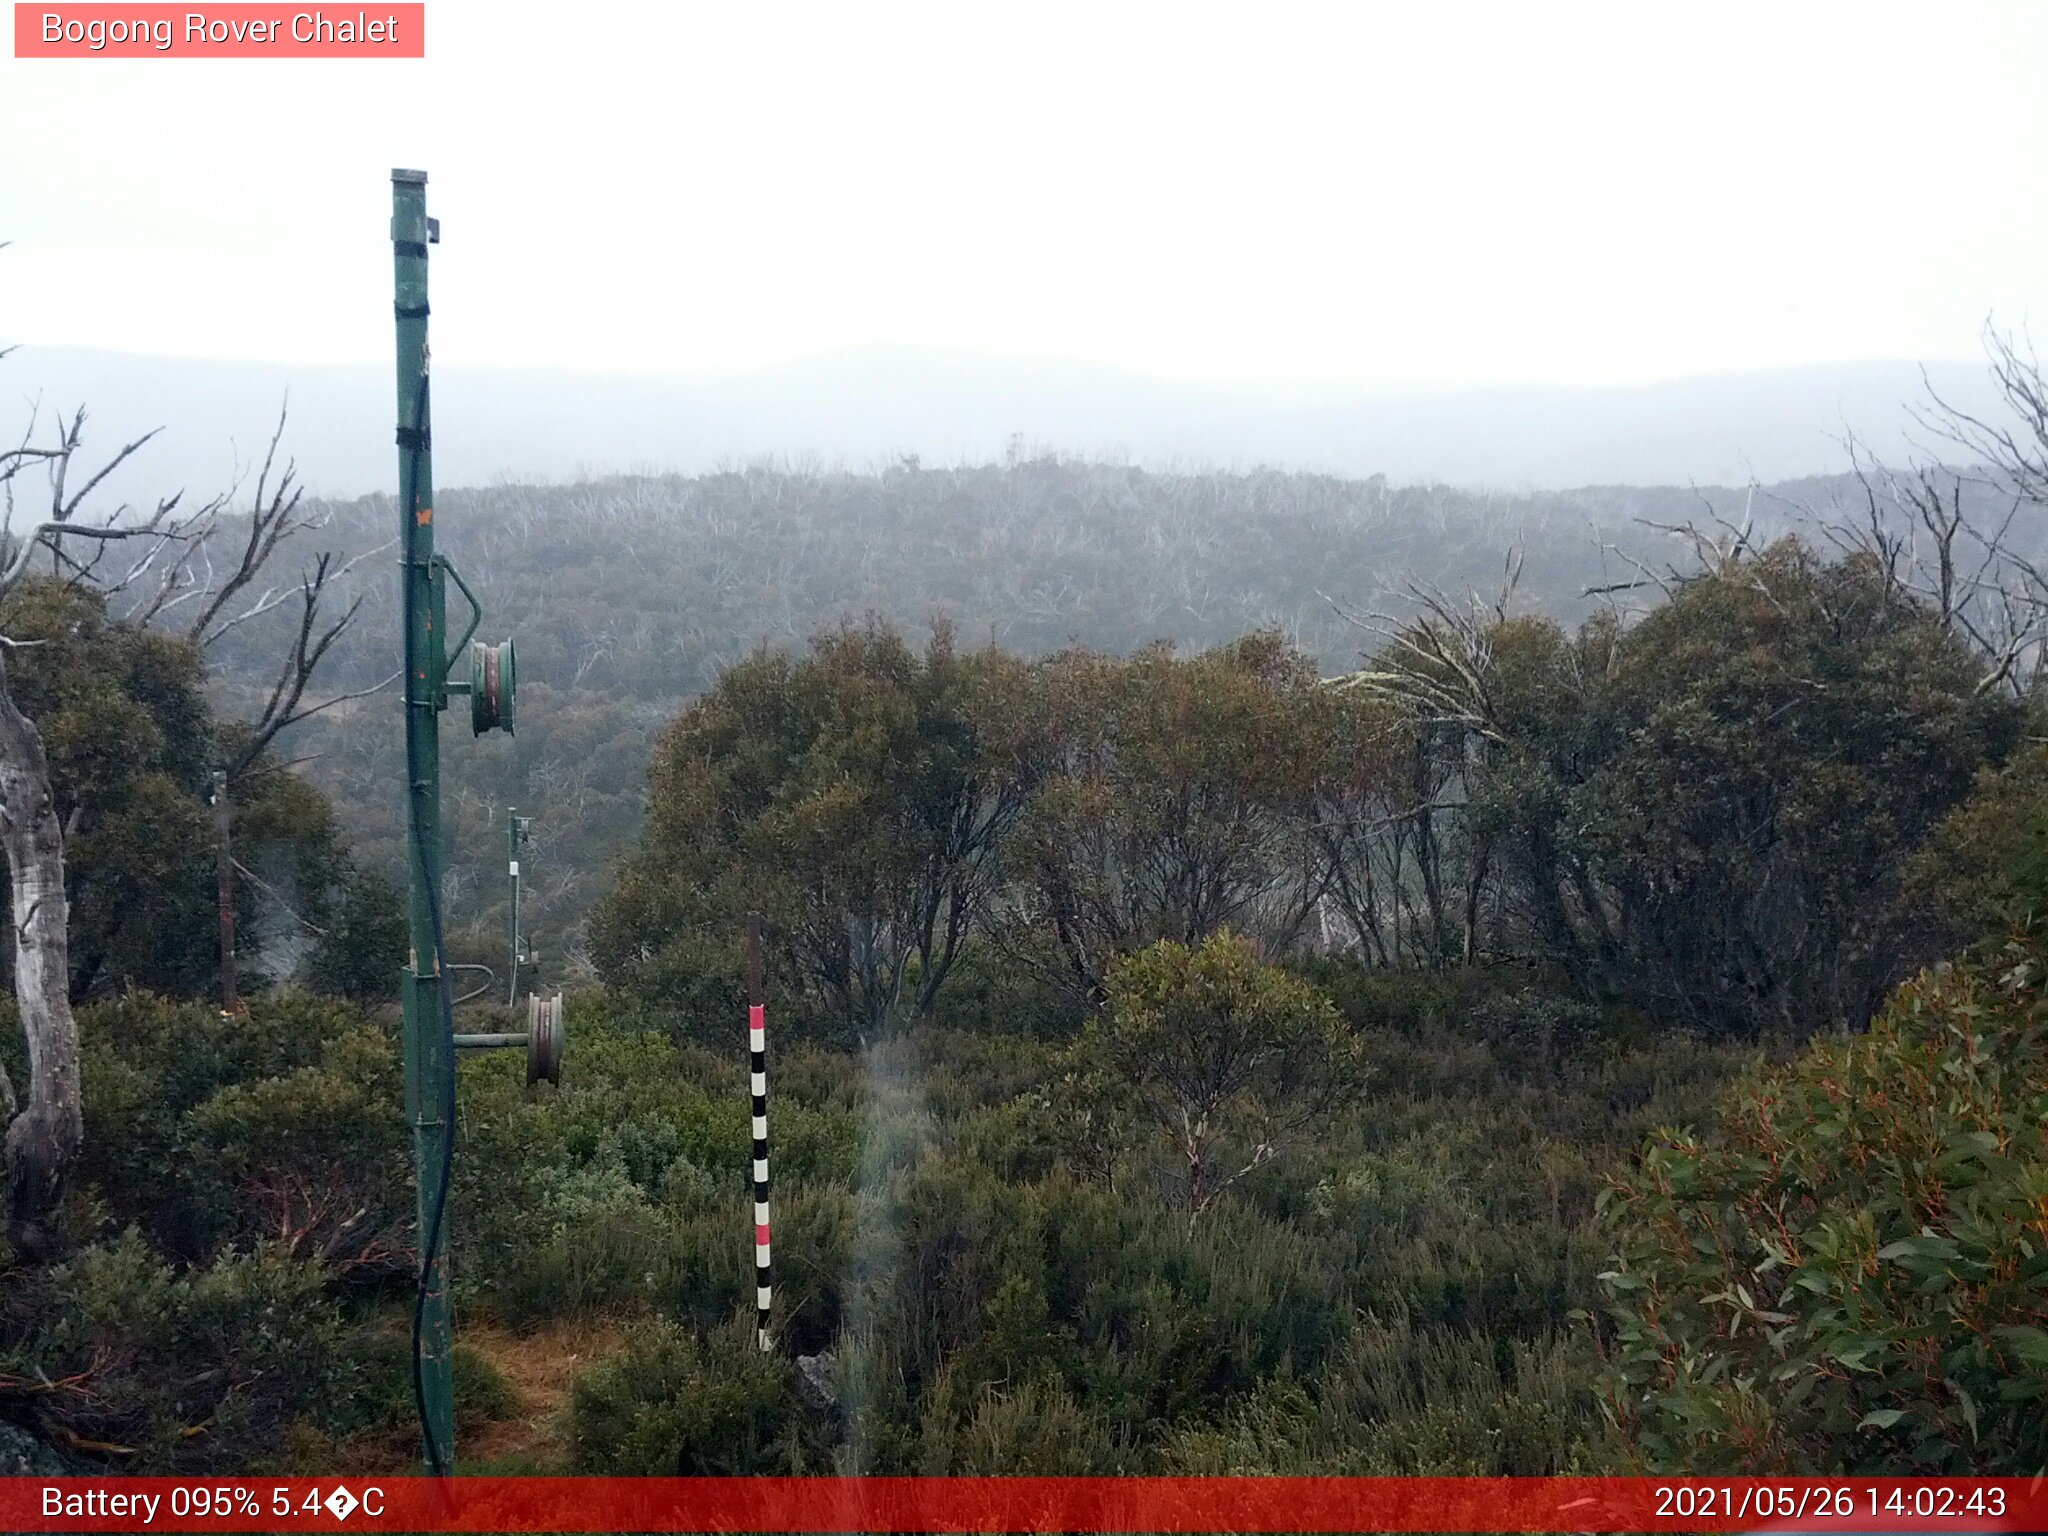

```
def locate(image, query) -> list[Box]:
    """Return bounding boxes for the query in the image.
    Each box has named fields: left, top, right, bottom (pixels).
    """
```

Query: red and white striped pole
left=746, top=913, right=772, bottom=1352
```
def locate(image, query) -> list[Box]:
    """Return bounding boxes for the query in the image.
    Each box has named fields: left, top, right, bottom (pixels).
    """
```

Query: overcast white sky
left=3, top=0, right=2046, bottom=389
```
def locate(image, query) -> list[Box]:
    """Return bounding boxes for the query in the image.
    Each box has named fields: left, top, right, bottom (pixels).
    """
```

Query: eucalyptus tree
left=1337, top=538, right=2020, bottom=1035
left=593, top=619, right=1038, bottom=1039
left=1007, top=632, right=1330, bottom=999
left=0, top=389, right=365, bottom=1251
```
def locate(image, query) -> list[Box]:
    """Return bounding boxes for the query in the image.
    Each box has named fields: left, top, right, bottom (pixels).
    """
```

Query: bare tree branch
left=183, top=404, right=316, bottom=644
left=223, top=551, right=381, bottom=779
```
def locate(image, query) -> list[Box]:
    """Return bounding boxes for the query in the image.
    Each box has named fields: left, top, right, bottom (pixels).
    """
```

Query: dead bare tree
left=1761, top=324, right=2048, bottom=702
left=1918, top=327, right=2048, bottom=510
left=1807, top=446, right=2041, bottom=698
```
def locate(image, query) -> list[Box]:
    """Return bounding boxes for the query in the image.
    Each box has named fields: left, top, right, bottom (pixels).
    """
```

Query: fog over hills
left=4, top=344, right=2000, bottom=500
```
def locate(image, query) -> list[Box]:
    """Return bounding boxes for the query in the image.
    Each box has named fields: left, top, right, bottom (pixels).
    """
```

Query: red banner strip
left=14, top=5, right=424, bottom=58
left=4, top=1476, right=2043, bottom=1532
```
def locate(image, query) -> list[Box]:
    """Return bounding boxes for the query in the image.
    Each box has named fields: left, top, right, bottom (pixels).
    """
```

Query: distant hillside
left=3, top=345, right=2002, bottom=500
left=194, top=457, right=1922, bottom=976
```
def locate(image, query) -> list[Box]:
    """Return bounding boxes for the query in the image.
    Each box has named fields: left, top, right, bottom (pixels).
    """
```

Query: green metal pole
left=391, top=166, right=455, bottom=1474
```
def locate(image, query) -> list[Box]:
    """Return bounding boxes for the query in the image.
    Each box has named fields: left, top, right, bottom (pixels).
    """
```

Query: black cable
left=400, top=356, right=459, bottom=1480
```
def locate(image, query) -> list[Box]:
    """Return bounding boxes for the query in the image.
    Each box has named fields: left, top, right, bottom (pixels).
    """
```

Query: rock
left=795, top=1350, right=839, bottom=1416
left=0, top=1419, right=79, bottom=1475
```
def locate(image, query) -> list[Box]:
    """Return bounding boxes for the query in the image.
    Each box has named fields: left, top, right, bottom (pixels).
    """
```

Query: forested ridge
left=217, top=457, right=1937, bottom=976
left=4, top=411, right=2047, bottom=1479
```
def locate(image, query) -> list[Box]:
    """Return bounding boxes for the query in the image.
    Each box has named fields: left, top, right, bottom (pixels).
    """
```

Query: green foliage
left=14, top=509, right=2027, bottom=1479
left=939, top=934, right=1088, bottom=1041
left=72, top=991, right=409, bottom=1267
left=522, top=965, right=1746, bottom=1477
left=1594, top=931, right=2048, bottom=1473
left=252, top=462, right=1771, bottom=966
left=0, top=579, right=214, bottom=997
left=305, top=868, right=407, bottom=1005
left=568, top=1315, right=833, bottom=1473
left=591, top=621, right=1034, bottom=1039
left=1464, top=545, right=2022, bottom=1035
left=0, top=1225, right=514, bottom=1471
left=595, top=542, right=2014, bottom=1046
left=1166, top=1322, right=1601, bottom=1474
left=1905, top=742, right=2048, bottom=955
left=4, top=988, right=645, bottom=1470
left=181, top=1024, right=409, bottom=1270
left=6, top=944, right=1760, bottom=1476
left=916, top=1365, right=1128, bottom=1473
left=0, top=1229, right=358, bottom=1469
left=0, top=577, right=368, bottom=1001
left=1010, top=634, right=1329, bottom=996
left=453, top=997, right=861, bottom=1330
left=1080, top=932, right=1365, bottom=1216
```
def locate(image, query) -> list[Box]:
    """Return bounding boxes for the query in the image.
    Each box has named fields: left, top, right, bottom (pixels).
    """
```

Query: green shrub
left=1167, top=1320, right=1603, bottom=1473
left=1467, top=990, right=1609, bottom=1078
left=1294, top=958, right=1519, bottom=1039
left=1081, top=933, right=1366, bottom=1219
left=7, top=919, right=1782, bottom=1478
left=183, top=1026, right=409, bottom=1271
left=917, top=1364, right=1128, bottom=1473
left=568, top=1315, right=832, bottom=1473
left=938, top=936, right=1089, bottom=1041
left=1595, top=933, right=2048, bottom=1473
left=454, top=1004, right=862, bottom=1329
left=0, top=1231, right=358, bottom=1470
left=4, top=994, right=442, bottom=1471
left=306, top=869, right=408, bottom=1005
left=74, top=992, right=407, bottom=1265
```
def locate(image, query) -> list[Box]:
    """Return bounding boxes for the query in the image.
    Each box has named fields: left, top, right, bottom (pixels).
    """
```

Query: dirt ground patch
left=460, top=1315, right=628, bottom=1470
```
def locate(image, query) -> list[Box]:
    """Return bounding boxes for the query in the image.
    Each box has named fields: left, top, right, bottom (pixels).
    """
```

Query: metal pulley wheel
left=526, top=990, right=564, bottom=1086
left=471, top=637, right=516, bottom=736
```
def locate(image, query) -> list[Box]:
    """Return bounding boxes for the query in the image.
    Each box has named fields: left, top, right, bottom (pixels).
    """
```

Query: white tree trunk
left=0, top=653, right=80, bottom=1252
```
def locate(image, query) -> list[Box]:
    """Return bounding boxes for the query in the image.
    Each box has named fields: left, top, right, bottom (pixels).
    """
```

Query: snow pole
left=747, top=912, right=772, bottom=1351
